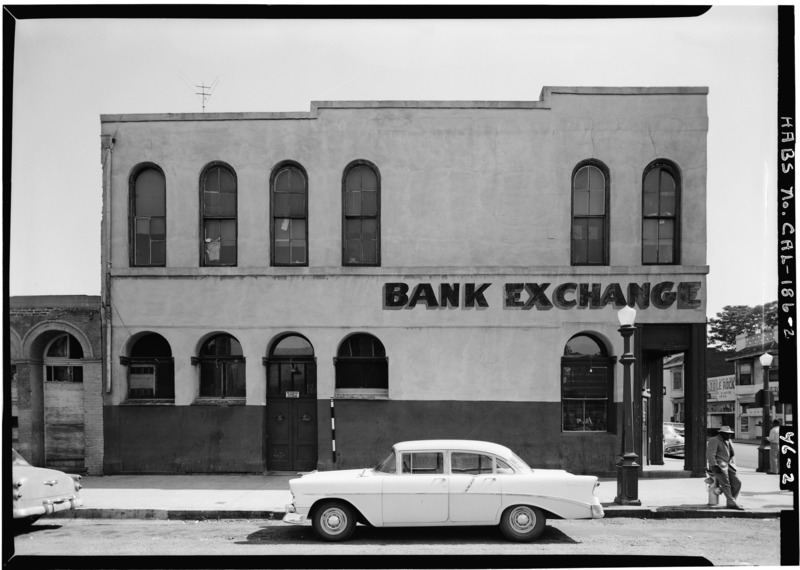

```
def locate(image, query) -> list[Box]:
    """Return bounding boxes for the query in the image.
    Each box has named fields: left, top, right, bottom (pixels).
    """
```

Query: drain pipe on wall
left=100, top=133, right=115, bottom=393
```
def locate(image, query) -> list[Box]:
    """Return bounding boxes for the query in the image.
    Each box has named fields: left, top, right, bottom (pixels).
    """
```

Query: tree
left=708, top=301, right=778, bottom=350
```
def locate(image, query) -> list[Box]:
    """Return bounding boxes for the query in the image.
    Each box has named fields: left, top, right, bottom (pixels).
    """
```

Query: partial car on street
left=663, top=423, right=685, bottom=458
left=12, top=449, right=83, bottom=527
left=284, top=439, right=604, bottom=542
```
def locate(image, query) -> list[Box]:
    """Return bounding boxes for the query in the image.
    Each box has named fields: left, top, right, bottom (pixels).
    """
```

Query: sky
left=7, top=6, right=781, bottom=320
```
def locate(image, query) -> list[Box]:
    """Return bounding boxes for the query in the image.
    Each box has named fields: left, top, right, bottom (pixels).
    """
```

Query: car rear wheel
left=499, top=505, right=546, bottom=542
left=312, top=501, right=357, bottom=542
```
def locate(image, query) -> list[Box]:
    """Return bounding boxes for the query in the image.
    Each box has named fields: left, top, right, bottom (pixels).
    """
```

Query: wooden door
left=44, top=381, right=84, bottom=471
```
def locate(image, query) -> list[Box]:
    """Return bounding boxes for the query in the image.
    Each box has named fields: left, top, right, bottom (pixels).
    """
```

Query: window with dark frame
left=201, top=163, right=237, bottom=266
left=266, top=334, right=317, bottom=398
left=642, top=161, right=680, bottom=264
left=738, top=361, right=753, bottom=385
left=126, top=333, right=174, bottom=399
left=131, top=165, right=166, bottom=266
left=571, top=161, right=609, bottom=266
left=672, top=369, right=683, bottom=391
left=343, top=161, right=380, bottom=266
left=271, top=163, right=308, bottom=266
left=197, top=334, right=246, bottom=398
left=335, top=333, right=388, bottom=390
left=561, top=334, right=614, bottom=432
left=44, top=333, right=84, bottom=383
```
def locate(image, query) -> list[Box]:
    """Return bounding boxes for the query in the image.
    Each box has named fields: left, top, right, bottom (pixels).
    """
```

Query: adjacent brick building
left=9, top=295, right=103, bottom=474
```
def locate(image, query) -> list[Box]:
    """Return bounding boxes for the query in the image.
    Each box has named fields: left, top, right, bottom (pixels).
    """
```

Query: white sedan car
left=284, top=439, right=604, bottom=542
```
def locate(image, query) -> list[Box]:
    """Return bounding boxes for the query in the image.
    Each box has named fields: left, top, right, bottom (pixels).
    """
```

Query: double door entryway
left=264, top=334, right=318, bottom=472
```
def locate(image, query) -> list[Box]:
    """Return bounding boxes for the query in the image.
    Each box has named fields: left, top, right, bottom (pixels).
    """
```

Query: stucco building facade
left=99, top=86, right=709, bottom=475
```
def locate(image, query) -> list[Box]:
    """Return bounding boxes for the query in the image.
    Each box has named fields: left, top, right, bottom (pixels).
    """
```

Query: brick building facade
left=9, top=296, right=103, bottom=474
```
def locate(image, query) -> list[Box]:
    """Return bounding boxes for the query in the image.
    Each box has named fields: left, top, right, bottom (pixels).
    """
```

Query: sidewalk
left=50, top=466, right=796, bottom=521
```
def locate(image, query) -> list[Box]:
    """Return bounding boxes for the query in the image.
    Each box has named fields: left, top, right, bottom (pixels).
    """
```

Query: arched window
left=343, top=161, right=380, bottom=266
left=264, top=334, right=316, bottom=398
left=561, top=334, right=615, bottom=432
left=201, top=163, right=237, bottom=266
left=571, top=161, right=609, bottom=265
left=130, top=164, right=166, bottom=266
left=196, top=334, right=245, bottom=398
left=44, top=333, right=84, bottom=383
left=271, top=162, right=308, bottom=266
left=122, top=333, right=174, bottom=399
left=335, top=333, right=388, bottom=391
left=642, top=160, right=680, bottom=264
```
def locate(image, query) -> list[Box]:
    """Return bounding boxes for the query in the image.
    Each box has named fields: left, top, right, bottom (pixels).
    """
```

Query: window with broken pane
left=271, top=163, right=308, bottom=266
left=201, top=164, right=237, bottom=266
left=343, top=162, right=380, bottom=266
left=131, top=165, right=166, bottom=266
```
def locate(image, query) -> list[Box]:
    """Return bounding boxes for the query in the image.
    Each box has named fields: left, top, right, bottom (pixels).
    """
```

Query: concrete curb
left=49, top=507, right=787, bottom=521
left=50, top=509, right=287, bottom=521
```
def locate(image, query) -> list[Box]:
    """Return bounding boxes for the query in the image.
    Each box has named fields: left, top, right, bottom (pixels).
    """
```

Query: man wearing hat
left=707, top=426, right=744, bottom=510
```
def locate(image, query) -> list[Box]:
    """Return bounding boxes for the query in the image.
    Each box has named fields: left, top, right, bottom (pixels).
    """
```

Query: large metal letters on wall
left=383, top=281, right=703, bottom=311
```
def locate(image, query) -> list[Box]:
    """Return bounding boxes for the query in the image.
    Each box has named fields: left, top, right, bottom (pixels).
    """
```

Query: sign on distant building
left=708, top=375, right=736, bottom=401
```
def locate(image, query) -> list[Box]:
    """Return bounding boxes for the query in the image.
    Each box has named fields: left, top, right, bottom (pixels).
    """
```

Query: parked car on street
left=663, top=423, right=685, bottom=458
left=284, top=439, right=604, bottom=542
left=12, top=449, right=83, bottom=527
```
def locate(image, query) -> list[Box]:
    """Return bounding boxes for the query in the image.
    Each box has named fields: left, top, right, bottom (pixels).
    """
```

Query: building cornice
left=100, top=86, right=709, bottom=123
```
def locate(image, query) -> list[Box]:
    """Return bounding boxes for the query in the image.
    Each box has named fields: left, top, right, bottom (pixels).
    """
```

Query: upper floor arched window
left=271, top=162, right=308, bottom=266
left=201, top=163, right=237, bottom=266
left=130, top=164, right=166, bottom=266
left=642, top=160, right=680, bottom=264
left=571, top=161, right=609, bottom=265
left=343, top=161, right=380, bottom=266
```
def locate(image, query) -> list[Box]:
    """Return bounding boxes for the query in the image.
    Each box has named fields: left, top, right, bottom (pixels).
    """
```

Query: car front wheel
left=499, top=505, right=546, bottom=542
left=312, top=501, right=357, bottom=542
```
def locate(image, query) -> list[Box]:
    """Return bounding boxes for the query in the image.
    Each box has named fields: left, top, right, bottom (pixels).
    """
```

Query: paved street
left=10, top=517, right=781, bottom=566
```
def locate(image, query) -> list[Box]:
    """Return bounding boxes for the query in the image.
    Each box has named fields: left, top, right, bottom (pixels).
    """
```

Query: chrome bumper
left=591, top=502, right=605, bottom=519
left=283, top=504, right=307, bottom=525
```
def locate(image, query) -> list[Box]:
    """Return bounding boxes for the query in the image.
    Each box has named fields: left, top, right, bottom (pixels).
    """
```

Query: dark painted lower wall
left=104, top=400, right=620, bottom=475
left=318, top=400, right=620, bottom=475
left=104, top=405, right=264, bottom=473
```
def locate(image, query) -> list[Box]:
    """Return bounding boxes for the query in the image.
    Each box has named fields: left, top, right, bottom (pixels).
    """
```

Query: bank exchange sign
left=383, top=281, right=702, bottom=311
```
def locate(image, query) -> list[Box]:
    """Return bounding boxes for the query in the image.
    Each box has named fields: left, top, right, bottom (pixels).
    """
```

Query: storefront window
left=125, top=333, right=174, bottom=399
left=335, top=333, right=388, bottom=391
left=197, top=334, right=245, bottom=398
left=561, top=334, right=614, bottom=432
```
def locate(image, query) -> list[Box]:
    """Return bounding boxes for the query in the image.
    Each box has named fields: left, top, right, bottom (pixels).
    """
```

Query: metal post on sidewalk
left=756, top=352, right=773, bottom=472
left=615, top=306, right=641, bottom=506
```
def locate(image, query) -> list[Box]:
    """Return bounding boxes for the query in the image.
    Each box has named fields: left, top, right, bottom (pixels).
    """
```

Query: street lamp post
left=756, top=351, right=774, bottom=473
left=614, top=305, right=641, bottom=505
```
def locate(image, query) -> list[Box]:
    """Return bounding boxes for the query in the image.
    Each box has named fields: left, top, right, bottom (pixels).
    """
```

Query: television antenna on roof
left=179, top=72, right=219, bottom=112
left=195, top=78, right=219, bottom=113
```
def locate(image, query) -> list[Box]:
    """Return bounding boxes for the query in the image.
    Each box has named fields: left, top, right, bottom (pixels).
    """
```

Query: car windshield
left=12, top=449, right=30, bottom=466
left=374, top=449, right=397, bottom=473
